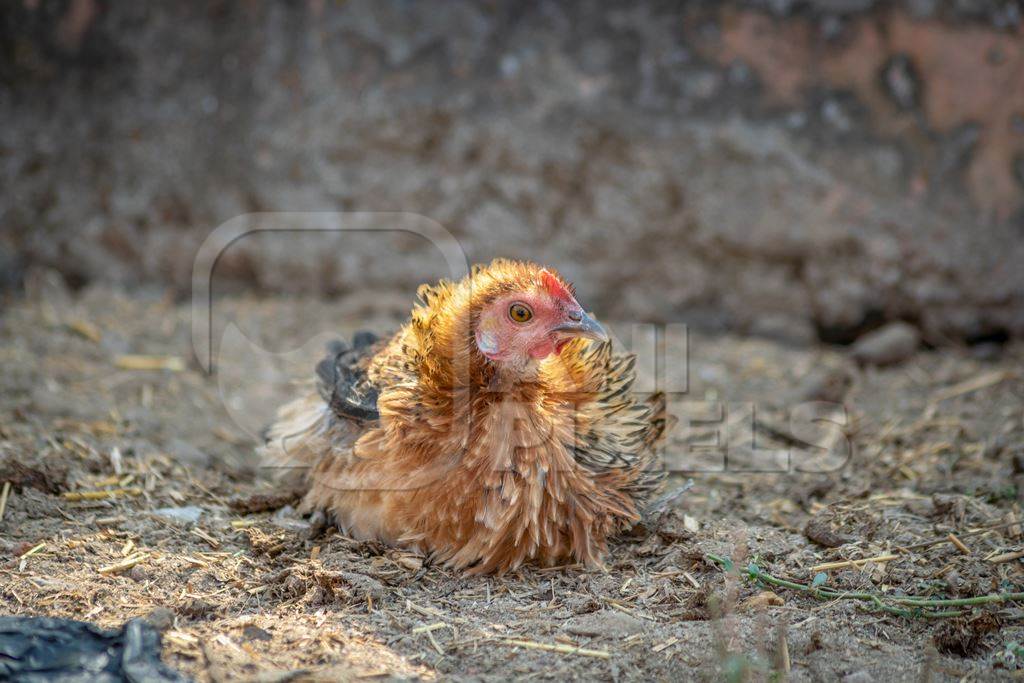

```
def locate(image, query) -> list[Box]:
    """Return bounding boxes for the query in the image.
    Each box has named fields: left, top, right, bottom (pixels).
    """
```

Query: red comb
left=540, top=269, right=575, bottom=303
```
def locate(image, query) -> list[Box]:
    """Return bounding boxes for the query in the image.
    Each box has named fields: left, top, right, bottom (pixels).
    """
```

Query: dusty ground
left=1, top=279, right=1023, bottom=681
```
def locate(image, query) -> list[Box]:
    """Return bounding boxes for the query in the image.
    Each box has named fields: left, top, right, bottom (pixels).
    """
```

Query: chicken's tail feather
left=259, top=332, right=381, bottom=486
left=643, top=391, right=676, bottom=450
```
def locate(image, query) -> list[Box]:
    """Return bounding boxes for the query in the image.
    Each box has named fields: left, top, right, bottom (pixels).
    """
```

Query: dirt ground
left=1, top=279, right=1022, bottom=681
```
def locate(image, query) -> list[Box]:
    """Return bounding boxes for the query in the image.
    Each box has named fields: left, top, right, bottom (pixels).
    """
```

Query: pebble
left=241, top=625, right=272, bottom=642
left=880, top=54, right=920, bottom=110
left=794, top=366, right=853, bottom=403
left=151, top=506, right=204, bottom=524
left=564, top=610, right=644, bottom=638
left=850, top=322, right=919, bottom=366
left=272, top=505, right=311, bottom=533
left=144, top=607, right=175, bottom=632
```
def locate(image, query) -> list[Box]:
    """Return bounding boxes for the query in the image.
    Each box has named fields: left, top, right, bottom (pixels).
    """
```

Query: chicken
left=260, top=259, right=669, bottom=574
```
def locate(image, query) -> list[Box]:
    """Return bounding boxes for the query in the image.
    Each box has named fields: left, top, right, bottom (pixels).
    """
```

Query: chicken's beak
left=552, top=310, right=609, bottom=342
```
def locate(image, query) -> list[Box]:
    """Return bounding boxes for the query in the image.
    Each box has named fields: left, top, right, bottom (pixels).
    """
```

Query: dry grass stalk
left=534, top=563, right=582, bottom=573
left=986, top=549, right=1024, bottom=564
left=62, top=487, right=142, bottom=501
left=20, top=542, right=46, bottom=558
left=109, top=447, right=124, bottom=475
left=67, top=319, right=103, bottom=342
left=947, top=533, right=971, bottom=555
left=191, top=528, right=220, bottom=549
left=603, top=597, right=658, bottom=621
left=930, top=370, right=1013, bottom=404
left=809, top=554, right=899, bottom=573
left=94, top=515, right=127, bottom=526
left=98, top=552, right=147, bottom=574
left=900, top=520, right=1022, bottom=551
left=1007, top=511, right=1022, bottom=539
left=776, top=618, right=791, bottom=674
left=411, top=622, right=448, bottom=634
left=406, top=600, right=445, bottom=619
left=0, top=481, right=11, bottom=521
left=501, top=638, right=611, bottom=659
left=165, top=631, right=200, bottom=648
left=114, top=354, right=186, bottom=372
left=652, top=637, right=678, bottom=653
left=425, top=630, right=445, bottom=655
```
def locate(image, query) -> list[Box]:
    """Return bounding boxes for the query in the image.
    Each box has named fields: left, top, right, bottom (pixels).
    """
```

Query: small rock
left=945, top=570, right=961, bottom=597
left=144, top=607, right=175, bottom=632
left=842, top=672, right=873, bottom=683
left=794, top=366, right=853, bottom=404
left=932, top=493, right=966, bottom=521
left=850, top=322, right=919, bottom=366
left=128, top=567, right=149, bottom=582
left=564, top=610, right=644, bottom=638
left=241, top=625, right=272, bottom=642
left=880, top=54, right=920, bottom=110
left=739, top=591, right=784, bottom=611
left=0, top=458, right=67, bottom=494
left=903, top=498, right=935, bottom=517
left=933, top=613, right=1001, bottom=657
left=178, top=598, right=217, bottom=619
left=271, top=505, right=311, bottom=533
left=822, top=98, right=853, bottom=133
left=338, top=571, right=387, bottom=602
left=804, top=512, right=852, bottom=548
left=152, top=506, right=204, bottom=524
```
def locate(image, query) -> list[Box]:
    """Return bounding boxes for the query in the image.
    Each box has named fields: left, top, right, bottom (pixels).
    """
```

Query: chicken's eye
left=508, top=303, right=533, bottom=323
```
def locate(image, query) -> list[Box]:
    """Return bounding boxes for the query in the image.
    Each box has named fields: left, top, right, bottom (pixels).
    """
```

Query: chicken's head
left=474, top=268, right=607, bottom=366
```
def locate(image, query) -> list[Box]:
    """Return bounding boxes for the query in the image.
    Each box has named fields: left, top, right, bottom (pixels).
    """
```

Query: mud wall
left=2, top=0, right=1023, bottom=345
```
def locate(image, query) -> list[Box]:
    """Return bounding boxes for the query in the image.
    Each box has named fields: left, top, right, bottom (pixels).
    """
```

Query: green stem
left=703, top=553, right=1022, bottom=620
left=893, top=593, right=1024, bottom=608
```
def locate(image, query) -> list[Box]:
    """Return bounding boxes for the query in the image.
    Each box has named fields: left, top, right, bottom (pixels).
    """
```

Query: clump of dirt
left=0, top=458, right=67, bottom=494
left=934, top=613, right=1002, bottom=658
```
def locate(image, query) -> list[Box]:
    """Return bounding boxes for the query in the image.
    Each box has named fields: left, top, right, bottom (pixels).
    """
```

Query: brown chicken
left=261, top=259, right=669, bottom=573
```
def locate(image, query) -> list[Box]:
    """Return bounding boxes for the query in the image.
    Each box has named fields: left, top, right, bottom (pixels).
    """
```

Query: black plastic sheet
left=0, top=616, right=189, bottom=682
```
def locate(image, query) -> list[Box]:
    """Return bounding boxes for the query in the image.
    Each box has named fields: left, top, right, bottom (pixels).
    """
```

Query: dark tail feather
left=643, top=391, right=677, bottom=450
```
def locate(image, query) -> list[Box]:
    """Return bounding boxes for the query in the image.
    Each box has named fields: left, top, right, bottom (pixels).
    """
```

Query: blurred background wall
left=2, top=0, right=1023, bottom=347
